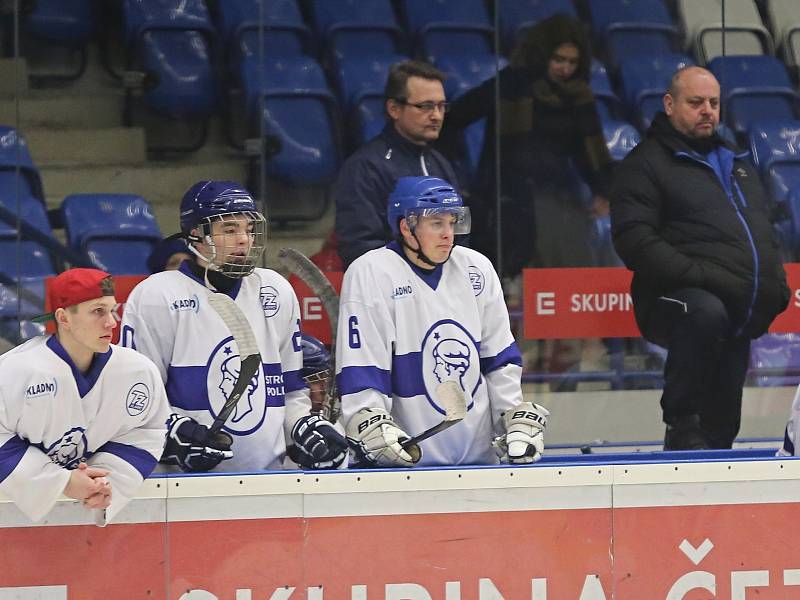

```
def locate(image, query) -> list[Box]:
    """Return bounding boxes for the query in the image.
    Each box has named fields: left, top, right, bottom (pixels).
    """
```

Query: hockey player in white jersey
left=121, top=180, right=347, bottom=472
left=338, top=176, right=549, bottom=467
left=0, top=268, right=170, bottom=523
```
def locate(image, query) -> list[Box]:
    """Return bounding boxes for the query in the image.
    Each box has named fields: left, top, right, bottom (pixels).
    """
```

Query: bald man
left=610, top=67, right=789, bottom=451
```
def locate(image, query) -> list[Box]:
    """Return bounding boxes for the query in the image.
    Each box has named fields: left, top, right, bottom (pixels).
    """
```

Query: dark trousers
left=642, top=287, right=752, bottom=449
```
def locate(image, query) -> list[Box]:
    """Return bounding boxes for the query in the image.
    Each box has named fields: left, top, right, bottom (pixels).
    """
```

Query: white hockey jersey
left=337, top=243, right=524, bottom=466
left=0, top=336, right=169, bottom=523
left=121, top=263, right=311, bottom=472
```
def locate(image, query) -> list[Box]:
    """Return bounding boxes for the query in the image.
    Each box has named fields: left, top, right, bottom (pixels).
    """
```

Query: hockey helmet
left=300, top=333, right=331, bottom=383
left=387, top=176, right=470, bottom=237
left=179, top=180, right=267, bottom=278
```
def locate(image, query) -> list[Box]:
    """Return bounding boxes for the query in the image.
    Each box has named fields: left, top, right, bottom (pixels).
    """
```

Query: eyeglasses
left=394, top=99, right=451, bottom=113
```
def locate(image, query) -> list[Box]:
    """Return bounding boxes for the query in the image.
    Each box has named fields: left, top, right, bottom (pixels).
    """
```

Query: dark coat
left=611, top=112, right=789, bottom=339
left=334, top=123, right=458, bottom=268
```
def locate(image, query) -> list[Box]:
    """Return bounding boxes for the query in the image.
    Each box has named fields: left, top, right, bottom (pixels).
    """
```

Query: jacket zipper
left=674, top=151, right=759, bottom=336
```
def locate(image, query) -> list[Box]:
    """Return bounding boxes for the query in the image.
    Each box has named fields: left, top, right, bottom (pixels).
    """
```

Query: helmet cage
left=187, top=210, right=267, bottom=278
left=403, top=206, right=471, bottom=235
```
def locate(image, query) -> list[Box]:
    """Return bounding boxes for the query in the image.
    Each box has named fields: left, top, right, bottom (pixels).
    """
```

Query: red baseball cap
left=33, top=268, right=115, bottom=323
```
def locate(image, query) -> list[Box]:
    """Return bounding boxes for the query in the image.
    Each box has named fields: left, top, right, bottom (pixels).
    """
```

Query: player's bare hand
left=63, top=466, right=108, bottom=502
left=82, top=476, right=112, bottom=509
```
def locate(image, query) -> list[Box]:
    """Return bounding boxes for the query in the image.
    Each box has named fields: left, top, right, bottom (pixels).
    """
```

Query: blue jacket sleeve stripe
left=95, top=441, right=158, bottom=479
left=338, top=365, right=391, bottom=396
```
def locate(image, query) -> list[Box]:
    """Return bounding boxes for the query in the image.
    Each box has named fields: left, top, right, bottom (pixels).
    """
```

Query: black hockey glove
left=287, top=414, right=348, bottom=469
left=162, top=414, right=234, bottom=473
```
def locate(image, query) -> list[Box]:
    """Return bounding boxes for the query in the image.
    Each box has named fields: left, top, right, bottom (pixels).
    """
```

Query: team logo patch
left=207, top=337, right=268, bottom=435
left=420, top=319, right=479, bottom=414
left=169, top=294, right=200, bottom=313
left=45, top=427, right=87, bottom=469
left=468, top=265, right=485, bottom=296
left=25, top=377, right=57, bottom=399
left=260, top=285, right=280, bottom=317
left=126, top=382, right=151, bottom=416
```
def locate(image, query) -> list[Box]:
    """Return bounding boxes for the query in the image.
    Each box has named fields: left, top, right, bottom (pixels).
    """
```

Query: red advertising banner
left=288, top=271, right=343, bottom=344
left=523, top=264, right=800, bottom=339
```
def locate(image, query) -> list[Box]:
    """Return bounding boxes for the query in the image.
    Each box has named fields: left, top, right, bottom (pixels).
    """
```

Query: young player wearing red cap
left=0, top=268, right=170, bottom=524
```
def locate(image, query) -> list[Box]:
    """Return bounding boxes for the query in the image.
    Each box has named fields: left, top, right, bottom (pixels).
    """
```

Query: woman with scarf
left=440, top=14, right=614, bottom=275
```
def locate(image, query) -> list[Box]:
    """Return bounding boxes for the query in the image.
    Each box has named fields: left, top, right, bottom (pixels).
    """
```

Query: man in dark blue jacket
left=334, top=60, right=459, bottom=268
left=611, top=66, right=789, bottom=450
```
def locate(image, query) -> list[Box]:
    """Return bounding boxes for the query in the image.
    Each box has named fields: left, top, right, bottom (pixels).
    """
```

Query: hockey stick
left=401, top=381, right=467, bottom=449
left=277, top=247, right=341, bottom=422
left=206, top=291, right=262, bottom=435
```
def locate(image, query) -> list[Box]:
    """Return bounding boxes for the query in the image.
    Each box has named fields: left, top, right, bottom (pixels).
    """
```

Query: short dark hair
left=384, top=60, right=446, bottom=101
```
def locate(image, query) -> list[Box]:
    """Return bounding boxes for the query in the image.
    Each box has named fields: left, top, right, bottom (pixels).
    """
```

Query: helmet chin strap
left=185, top=232, right=225, bottom=275
left=402, top=231, right=452, bottom=267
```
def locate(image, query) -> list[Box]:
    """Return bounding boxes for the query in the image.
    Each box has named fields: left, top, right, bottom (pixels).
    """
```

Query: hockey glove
left=492, top=402, right=549, bottom=464
left=287, top=414, right=348, bottom=469
left=345, top=407, right=421, bottom=468
left=162, top=414, right=234, bottom=473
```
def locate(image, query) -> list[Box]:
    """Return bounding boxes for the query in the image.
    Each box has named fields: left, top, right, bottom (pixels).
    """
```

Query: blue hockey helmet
left=179, top=180, right=267, bottom=278
left=387, top=176, right=470, bottom=237
left=300, top=334, right=331, bottom=382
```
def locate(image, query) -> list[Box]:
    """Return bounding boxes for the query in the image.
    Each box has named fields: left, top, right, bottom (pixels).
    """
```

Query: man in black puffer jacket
left=611, top=66, right=789, bottom=451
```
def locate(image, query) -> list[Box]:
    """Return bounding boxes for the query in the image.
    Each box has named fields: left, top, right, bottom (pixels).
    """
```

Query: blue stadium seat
left=0, top=199, right=58, bottom=281
left=399, top=0, right=493, bottom=61
left=497, top=0, right=577, bottom=54
left=335, top=53, right=410, bottom=148
left=0, top=126, right=44, bottom=206
left=749, top=333, right=800, bottom=386
left=241, top=55, right=341, bottom=187
left=619, top=53, right=696, bottom=130
left=61, top=194, right=162, bottom=275
left=22, top=0, right=95, bottom=82
left=602, top=118, right=641, bottom=161
left=215, top=0, right=311, bottom=64
left=591, top=59, right=623, bottom=121
left=587, top=0, right=678, bottom=68
left=708, top=55, right=800, bottom=136
left=309, top=0, right=402, bottom=61
left=122, top=0, right=217, bottom=151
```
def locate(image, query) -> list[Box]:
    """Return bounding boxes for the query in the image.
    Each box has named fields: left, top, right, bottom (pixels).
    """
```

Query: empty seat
left=497, top=0, right=577, bottom=54
left=0, top=126, right=44, bottom=206
left=241, top=55, right=340, bottom=187
left=61, top=194, right=162, bottom=275
left=215, top=0, right=312, bottom=64
left=619, top=53, right=696, bottom=130
left=587, top=0, right=677, bottom=68
left=22, top=0, right=95, bottom=82
left=0, top=199, right=58, bottom=281
left=309, top=0, right=402, bottom=61
left=122, top=0, right=217, bottom=152
left=335, top=53, right=409, bottom=148
left=400, top=0, right=493, bottom=60
left=678, top=0, right=773, bottom=64
left=709, top=55, right=800, bottom=136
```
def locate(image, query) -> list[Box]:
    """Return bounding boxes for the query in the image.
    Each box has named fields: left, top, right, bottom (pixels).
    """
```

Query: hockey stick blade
left=206, top=292, right=261, bottom=435
left=277, top=247, right=342, bottom=422
left=401, top=381, right=467, bottom=449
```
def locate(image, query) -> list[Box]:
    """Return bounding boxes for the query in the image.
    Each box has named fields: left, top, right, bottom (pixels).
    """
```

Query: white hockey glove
left=492, top=402, right=549, bottom=464
left=162, top=414, right=234, bottom=473
left=345, top=407, right=422, bottom=468
left=287, top=414, right=348, bottom=469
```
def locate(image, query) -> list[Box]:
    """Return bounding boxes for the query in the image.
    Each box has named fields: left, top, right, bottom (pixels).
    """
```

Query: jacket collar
left=380, top=123, right=428, bottom=156
left=647, top=112, right=744, bottom=157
